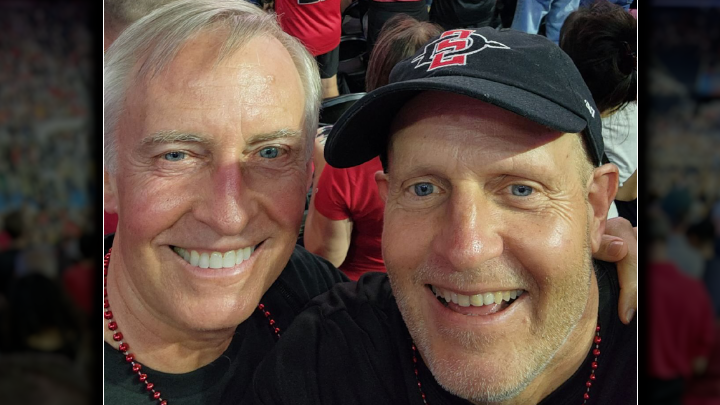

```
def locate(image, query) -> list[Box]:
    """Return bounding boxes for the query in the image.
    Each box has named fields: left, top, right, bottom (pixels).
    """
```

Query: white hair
left=104, top=0, right=322, bottom=172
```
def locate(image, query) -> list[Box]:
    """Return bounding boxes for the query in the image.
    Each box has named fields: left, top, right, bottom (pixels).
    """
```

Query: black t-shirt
left=103, top=235, right=347, bottom=405
left=252, top=261, right=637, bottom=405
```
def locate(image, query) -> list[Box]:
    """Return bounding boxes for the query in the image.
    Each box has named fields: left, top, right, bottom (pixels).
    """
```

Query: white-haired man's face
left=104, top=32, right=311, bottom=333
left=376, top=92, right=617, bottom=404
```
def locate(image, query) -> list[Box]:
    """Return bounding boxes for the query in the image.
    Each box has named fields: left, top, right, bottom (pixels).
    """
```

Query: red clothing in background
left=313, top=157, right=385, bottom=280
left=62, top=262, right=92, bottom=315
left=684, top=321, right=720, bottom=405
left=276, top=0, right=341, bottom=56
left=649, top=261, right=716, bottom=380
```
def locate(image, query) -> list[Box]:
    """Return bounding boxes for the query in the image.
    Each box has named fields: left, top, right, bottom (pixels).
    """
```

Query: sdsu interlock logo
left=412, top=30, right=510, bottom=72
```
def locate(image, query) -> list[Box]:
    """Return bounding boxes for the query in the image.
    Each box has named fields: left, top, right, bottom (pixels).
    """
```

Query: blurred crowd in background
left=648, top=6, right=720, bottom=405
left=0, top=2, right=93, bottom=404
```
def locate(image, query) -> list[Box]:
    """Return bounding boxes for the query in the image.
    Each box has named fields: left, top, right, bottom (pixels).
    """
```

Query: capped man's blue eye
left=414, top=183, right=434, bottom=197
left=511, top=185, right=533, bottom=196
left=164, top=151, right=186, bottom=161
left=259, top=147, right=279, bottom=159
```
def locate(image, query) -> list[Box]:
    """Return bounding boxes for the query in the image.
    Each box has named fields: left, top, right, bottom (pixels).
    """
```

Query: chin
left=177, top=288, right=262, bottom=332
left=424, top=344, right=538, bottom=403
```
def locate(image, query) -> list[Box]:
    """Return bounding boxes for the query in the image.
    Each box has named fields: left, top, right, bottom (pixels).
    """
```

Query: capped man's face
left=376, top=91, right=612, bottom=402
left=104, top=32, right=310, bottom=332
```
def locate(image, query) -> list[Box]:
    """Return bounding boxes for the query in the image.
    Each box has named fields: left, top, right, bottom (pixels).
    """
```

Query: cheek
left=382, top=211, right=436, bottom=274
left=116, top=175, right=194, bottom=238
left=506, top=216, right=587, bottom=282
left=248, top=168, right=309, bottom=226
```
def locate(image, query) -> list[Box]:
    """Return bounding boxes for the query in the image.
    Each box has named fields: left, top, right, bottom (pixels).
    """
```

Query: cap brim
left=325, top=75, right=589, bottom=168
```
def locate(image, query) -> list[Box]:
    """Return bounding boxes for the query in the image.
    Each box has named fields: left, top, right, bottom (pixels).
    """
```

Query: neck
left=104, top=245, right=235, bottom=374
left=476, top=274, right=600, bottom=405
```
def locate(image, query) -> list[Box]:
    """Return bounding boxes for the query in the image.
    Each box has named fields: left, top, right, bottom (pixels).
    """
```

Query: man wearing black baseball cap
left=251, top=27, right=636, bottom=405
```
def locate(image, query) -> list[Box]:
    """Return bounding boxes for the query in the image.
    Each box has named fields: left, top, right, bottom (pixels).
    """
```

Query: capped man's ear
left=104, top=169, right=119, bottom=215
left=587, top=163, right=620, bottom=253
left=375, top=171, right=389, bottom=203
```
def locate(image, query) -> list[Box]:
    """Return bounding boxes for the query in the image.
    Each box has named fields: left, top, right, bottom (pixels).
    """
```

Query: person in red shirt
left=275, top=0, right=342, bottom=99
left=305, top=16, right=441, bottom=280
left=649, top=219, right=716, bottom=405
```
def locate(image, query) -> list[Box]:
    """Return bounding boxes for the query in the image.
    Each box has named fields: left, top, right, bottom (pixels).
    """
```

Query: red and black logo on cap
left=412, top=29, right=510, bottom=72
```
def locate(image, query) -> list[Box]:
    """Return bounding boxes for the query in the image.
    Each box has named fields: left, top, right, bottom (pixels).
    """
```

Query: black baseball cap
left=324, top=27, right=605, bottom=168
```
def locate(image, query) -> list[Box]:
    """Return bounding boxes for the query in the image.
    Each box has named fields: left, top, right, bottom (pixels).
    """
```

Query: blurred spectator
left=580, top=0, right=632, bottom=11
left=648, top=219, right=716, bottom=405
left=560, top=0, right=637, bottom=225
left=684, top=321, right=720, bottom=405
left=365, top=0, right=429, bottom=55
left=61, top=233, right=93, bottom=316
left=275, top=0, right=342, bottom=98
left=511, top=0, right=579, bottom=45
left=5, top=274, right=84, bottom=359
left=0, top=210, right=25, bottom=295
left=305, top=15, right=441, bottom=280
left=429, top=0, right=499, bottom=31
left=663, top=188, right=707, bottom=280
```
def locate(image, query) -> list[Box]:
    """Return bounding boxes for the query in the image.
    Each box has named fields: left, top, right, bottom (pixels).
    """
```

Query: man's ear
left=587, top=163, right=619, bottom=253
left=104, top=169, right=119, bottom=214
left=375, top=171, right=389, bottom=202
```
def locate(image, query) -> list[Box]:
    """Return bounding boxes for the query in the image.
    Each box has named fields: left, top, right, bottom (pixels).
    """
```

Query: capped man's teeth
left=432, top=285, right=525, bottom=309
left=172, top=245, right=256, bottom=269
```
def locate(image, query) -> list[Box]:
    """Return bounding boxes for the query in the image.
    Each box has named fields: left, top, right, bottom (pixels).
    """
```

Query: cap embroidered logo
left=583, top=100, right=596, bottom=118
left=412, top=29, right=510, bottom=72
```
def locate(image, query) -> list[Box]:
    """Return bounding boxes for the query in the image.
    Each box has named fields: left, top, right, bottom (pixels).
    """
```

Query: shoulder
left=252, top=273, right=409, bottom=404
left=272, top=245, right=349, bottom=302
left=307, top=271, right=394, bottom=317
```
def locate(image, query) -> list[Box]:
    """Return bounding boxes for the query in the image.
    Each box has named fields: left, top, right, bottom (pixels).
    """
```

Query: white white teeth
left=209, top=252, right=223, bottom=269
left=199, top=253, right=210, bottom=268
left=433, top=285, right=524, bottom=309
left=173, top=246, right=256, bottom=269
left=222, top=251, right=235, bottom=268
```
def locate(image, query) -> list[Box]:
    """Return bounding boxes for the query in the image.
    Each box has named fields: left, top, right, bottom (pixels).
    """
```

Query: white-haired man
left=252, top=27, right=637, bottom=404
left=102, top=2, right=346, bottom=404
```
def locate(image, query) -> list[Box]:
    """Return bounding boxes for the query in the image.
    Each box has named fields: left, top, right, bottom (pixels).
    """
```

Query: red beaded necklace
left=103, top=248, right=282, bottom=404
left=411, top=324, right=602, bottom=405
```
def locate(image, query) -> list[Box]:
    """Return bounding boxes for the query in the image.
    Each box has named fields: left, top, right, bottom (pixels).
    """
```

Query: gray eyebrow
left=246, top=129, right=303, bottom=144
left=141, top=130, right=214, bottom=146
